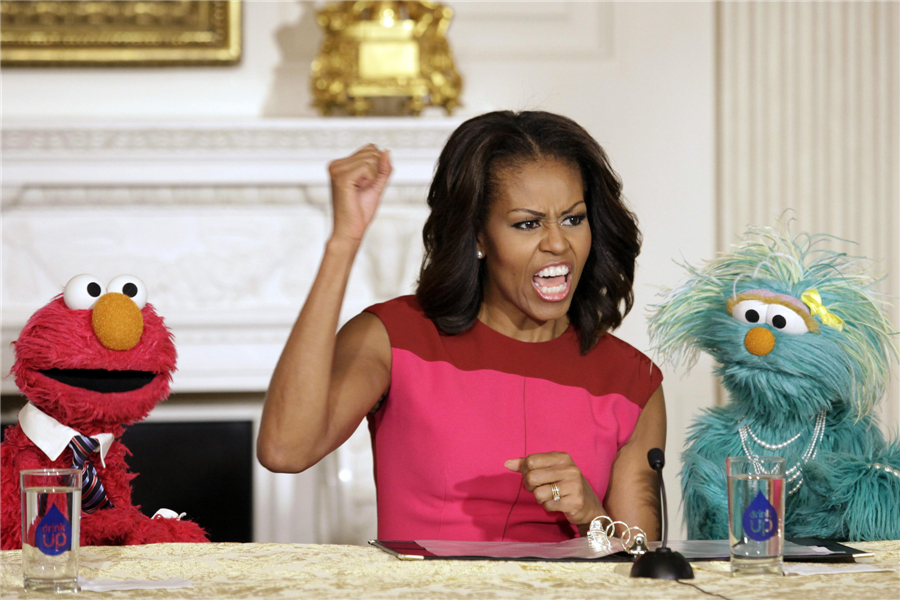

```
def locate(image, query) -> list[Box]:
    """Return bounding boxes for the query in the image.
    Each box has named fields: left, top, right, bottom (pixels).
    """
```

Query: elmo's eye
left=107, top=275, right=147, bottom=309
left=766, top=304, right=809, bottom=334
left=63, top=274, right=105, bottom=310
left=731, top=300, right=768, bottom=325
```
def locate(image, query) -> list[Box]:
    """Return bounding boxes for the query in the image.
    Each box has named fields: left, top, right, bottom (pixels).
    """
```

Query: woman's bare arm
left=257, top=146, right=393, bottom=473
left=604, top=385, right=667, bottom=540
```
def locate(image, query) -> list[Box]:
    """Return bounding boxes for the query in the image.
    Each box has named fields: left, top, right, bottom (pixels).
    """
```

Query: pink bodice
left=365, top=296, right=662, bottom=542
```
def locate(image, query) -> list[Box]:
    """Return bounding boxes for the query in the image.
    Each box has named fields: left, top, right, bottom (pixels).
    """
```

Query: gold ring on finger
left=550, top=483, right=561, bottom=502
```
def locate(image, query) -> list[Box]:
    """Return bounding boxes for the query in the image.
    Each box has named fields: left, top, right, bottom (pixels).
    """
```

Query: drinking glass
left=726, top=456, right=785, bottom=576
left=21, top=469, right=82, bottom=593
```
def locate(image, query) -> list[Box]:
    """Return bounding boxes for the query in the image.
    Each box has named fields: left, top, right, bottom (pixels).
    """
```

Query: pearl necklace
left=738, top=411, right=827, bottom=496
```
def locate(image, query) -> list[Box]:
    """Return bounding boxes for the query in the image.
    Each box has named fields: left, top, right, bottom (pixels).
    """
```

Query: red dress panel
left=365, top=296, right=662, bottom=542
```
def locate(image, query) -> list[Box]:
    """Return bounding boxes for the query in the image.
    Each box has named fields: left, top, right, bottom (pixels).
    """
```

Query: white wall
left=2, top=1, right=716, bottom=540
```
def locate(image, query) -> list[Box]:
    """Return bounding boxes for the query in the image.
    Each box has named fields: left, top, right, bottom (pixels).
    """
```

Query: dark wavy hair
left=416, top=110, right=641, bottom=354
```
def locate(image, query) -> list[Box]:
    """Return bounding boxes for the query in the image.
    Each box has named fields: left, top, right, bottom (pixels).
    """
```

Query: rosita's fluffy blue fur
left=649, top=223, right=899, bottom=541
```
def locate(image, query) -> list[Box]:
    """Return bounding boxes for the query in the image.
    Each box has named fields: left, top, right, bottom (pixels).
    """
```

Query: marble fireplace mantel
left=1, top=117, right=462, bottom=395
left=2, top=118, right=464, bottom=544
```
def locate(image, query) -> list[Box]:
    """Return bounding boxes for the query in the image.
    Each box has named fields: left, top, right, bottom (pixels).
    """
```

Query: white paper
left=782, top=563, right=894, bottom=577
left=77, top=577, right=193, bottom=592
left=417, top=537, right=625, bottom=559
left=805, top=545, right=836, bottom=554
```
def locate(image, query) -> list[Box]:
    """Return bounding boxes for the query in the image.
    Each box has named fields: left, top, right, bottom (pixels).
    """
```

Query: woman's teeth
left=536, top=265, right=570, bottom=277
left=538, top=283, right=566, bottom=294
left=533, top=265, right=571, bottom=298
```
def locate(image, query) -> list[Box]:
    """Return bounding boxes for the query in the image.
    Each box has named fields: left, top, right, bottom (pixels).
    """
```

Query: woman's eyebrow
left=560, top=201, right=586, bottom=215
left=508, top=201, right=586, bottom=217
left=508, top=208, right=545, bottom=217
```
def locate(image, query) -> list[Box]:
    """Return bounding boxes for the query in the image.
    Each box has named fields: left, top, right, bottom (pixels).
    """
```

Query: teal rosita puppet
left=649, top=225, right=899, bottom=541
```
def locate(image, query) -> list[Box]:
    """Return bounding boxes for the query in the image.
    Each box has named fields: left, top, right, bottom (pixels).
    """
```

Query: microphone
left=630, top=448, right=694, bottom=580
left=647, top=448, right=669, bottom=549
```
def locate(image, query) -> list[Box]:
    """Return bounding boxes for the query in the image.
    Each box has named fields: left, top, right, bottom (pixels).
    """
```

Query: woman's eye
left=766, top=304, right=809, bottom=334
left=563, top=214, right=587, bottom=226
left=513, top=220, right=540, bottom=230
left=63, top=274, right=106, bottom=310
left=731, top=300, right=768, bottom=325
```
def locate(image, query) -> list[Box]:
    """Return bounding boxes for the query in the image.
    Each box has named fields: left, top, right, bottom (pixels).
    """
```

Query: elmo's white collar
left=18, top=402, right=113, bottom=468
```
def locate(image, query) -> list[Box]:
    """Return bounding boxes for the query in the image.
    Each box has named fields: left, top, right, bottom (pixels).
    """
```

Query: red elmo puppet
left=1, top=274, right=208, bottom=549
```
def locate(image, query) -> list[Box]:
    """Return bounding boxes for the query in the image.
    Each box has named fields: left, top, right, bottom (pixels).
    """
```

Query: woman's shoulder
left=582, top=332, right=663, bottom=408
left=591, top=332, right=656, bottom=367
left=364, top=295, right=424, bottom=320
left=363, top=295, right=437, bottom=351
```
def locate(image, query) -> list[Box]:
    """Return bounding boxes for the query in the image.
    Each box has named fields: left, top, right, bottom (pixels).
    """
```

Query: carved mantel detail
left=2, top=123, right=460, bottom=156
left=1, top=118, right=456, bottom=393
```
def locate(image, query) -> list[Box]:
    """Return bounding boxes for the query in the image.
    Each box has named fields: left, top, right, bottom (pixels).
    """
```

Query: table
left=2, top=541, right=898, bottom=599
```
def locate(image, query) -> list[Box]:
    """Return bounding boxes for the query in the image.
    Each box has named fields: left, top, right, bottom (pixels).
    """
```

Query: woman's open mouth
left=39, top=368, right=157, bottom=393
left=532, top=263, right=572, bottom=302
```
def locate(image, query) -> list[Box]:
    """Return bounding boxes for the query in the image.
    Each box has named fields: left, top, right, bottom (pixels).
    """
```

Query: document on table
left=371, top=537, right=625, bottom=561
left=419, top=537, right=626, bottom=559
left=370, top=537, right=866, bottom=562
left=645, top=540, right=834, bottom=560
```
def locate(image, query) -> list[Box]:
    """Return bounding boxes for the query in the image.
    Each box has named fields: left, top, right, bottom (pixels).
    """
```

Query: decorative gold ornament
left=0, top=1, right=241, bottom=66
left=312, top=1, right=462, bottom=116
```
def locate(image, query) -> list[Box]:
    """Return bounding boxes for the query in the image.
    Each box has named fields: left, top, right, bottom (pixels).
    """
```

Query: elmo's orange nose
left=744, top=327, right=775, bottom=356
left=92, top=293, right=144, bottom=350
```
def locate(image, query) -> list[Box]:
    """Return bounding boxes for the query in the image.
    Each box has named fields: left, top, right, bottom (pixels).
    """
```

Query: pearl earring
left=477, top=250, right=484, bottom=259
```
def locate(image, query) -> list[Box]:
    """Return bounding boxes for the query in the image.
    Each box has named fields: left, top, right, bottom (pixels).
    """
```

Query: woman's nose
left=92, top=293, right=144, bottom=350
left=540, top=224, right=568, bottom=254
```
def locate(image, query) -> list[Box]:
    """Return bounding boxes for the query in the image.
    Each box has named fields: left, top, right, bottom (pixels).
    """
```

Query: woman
left=258, top=111, right=665, bottom=542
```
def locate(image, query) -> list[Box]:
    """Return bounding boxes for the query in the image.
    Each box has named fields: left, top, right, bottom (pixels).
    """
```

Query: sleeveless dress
left=364, top=296, right=663, bottom=542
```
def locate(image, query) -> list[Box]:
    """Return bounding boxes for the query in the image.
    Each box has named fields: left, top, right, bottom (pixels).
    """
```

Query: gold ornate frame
left=0, top=0, right=241, bottom=66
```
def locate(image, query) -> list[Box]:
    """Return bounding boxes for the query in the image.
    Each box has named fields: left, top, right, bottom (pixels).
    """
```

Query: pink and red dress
left=364, top=296, right=662, bottom=542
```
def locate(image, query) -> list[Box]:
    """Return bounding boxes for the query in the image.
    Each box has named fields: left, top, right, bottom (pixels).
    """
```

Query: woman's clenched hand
left=328, top=144, right=392, bottom=245
left=505, top=451, right=605, bottom=529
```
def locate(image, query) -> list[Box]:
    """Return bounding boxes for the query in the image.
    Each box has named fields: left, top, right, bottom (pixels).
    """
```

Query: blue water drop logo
left=35, top=504, right=71, bottom=556
left=742, top=490, right=778, bottom=542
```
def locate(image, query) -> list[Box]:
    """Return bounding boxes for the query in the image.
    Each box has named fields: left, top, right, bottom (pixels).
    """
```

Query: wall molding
left=450, top=2, right=614, bottom=60
left=2, top=119, right=462, bottom=157
left=2, top=183, right=432, bottom=209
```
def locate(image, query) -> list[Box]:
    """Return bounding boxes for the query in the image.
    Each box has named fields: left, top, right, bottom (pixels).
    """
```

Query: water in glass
left=21, top=471, right=81, bottom=593
left=727, top=457, right=785, bottom=576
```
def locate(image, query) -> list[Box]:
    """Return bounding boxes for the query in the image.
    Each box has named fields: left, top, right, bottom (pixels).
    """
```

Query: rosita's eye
left=107, top=275, right=148, bottom=309
left=766, top=304, right=809, bottom=334
left=63, top=274, right=105, bottom=310
left=730, top=300, right=768, bottom=325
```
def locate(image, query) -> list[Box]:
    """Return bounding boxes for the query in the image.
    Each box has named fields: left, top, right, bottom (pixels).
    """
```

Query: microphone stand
left=630, top=448, right=694, bottom=580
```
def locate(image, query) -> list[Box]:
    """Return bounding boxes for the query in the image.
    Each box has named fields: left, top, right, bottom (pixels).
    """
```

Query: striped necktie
left=68, top=435, right=113, bottom=513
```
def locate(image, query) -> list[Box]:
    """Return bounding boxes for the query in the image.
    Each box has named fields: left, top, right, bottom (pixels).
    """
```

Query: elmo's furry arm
left=0, top=441, right=46, bottom=550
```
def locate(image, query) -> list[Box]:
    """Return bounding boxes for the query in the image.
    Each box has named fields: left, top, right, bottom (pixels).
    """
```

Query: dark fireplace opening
left=120, top=420, right=253, bottom=543
left=2, top=418, right=253, bottom=543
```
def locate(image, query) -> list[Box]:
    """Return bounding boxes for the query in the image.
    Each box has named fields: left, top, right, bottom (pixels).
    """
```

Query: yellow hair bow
left=801, top=289, right=844, bottom=332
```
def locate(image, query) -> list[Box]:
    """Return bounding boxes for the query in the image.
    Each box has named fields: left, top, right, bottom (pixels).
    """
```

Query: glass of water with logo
left=726, top=456, right=785, bottom=576
left=21, top=469, right=82, bottom=593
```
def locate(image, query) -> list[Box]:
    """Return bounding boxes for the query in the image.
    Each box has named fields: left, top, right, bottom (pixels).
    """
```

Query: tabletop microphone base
left=630, top=547, right=694, bottom=580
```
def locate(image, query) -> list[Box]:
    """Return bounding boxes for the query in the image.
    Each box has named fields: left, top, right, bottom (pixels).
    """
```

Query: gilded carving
left=0, top=0, right=241, bottom=65
left=312, top=1, right=462, bottom=116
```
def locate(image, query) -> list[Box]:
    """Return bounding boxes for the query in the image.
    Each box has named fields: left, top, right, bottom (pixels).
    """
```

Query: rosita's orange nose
left=92, top=293, right=143, bottom=351
left=744, top=327, right=775, bottom=356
